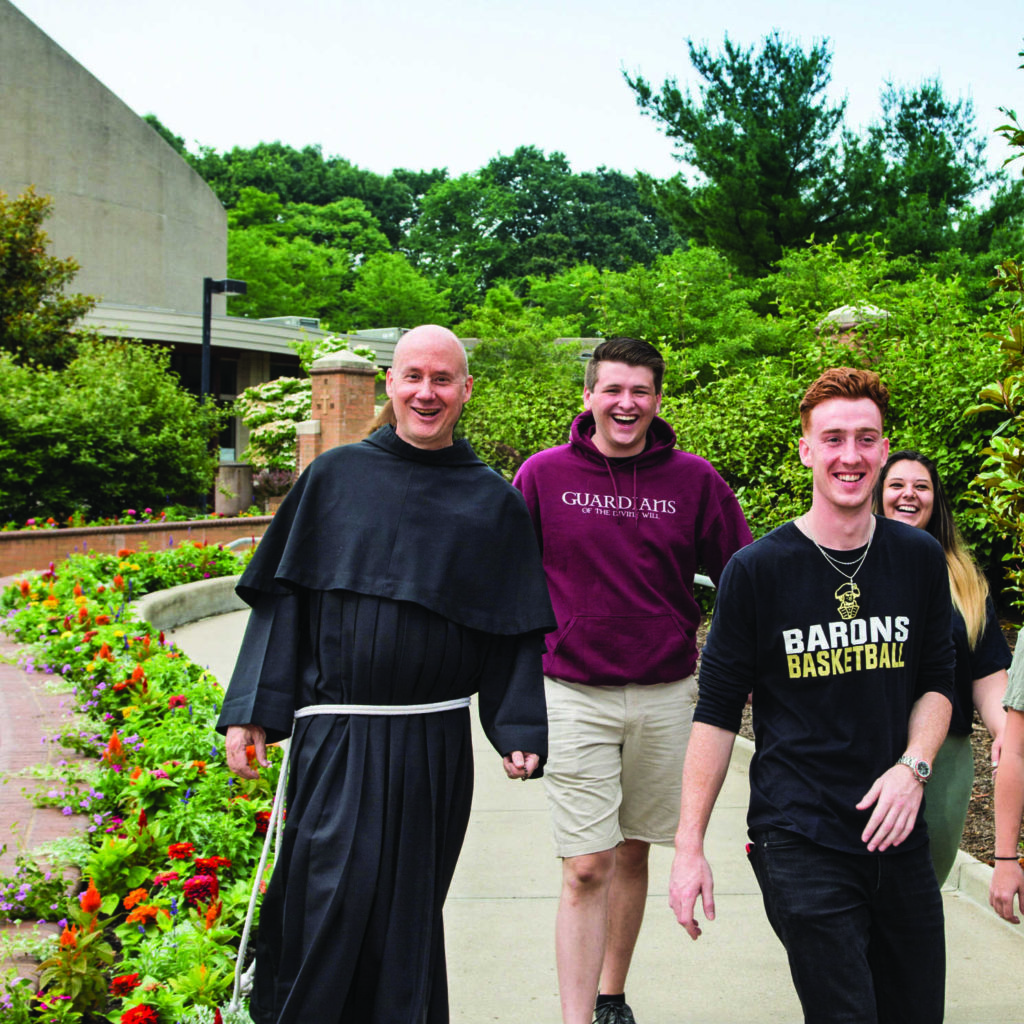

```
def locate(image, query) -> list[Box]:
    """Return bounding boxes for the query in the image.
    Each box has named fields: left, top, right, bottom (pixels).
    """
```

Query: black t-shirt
left=696, top=516, right=954, bottom=854
left=948, top=598, right=1011, bottom=736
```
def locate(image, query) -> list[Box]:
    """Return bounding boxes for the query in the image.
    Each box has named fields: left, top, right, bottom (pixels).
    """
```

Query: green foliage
left=626, top=33, right=860, bottom=275
left=341, top=252, right=450, bottom=330
left=0, top=338, right=224, bottom=523
left=0, top=543, right=279, bottom=1020
left=627, top=34, right=1015, bottom=275
left=458, top=294, right=585, bottom=476
left=234, top=335, right=376, bottom=471
left=226, top=187, right=390, bottom=325
left=407, top=146, right=682, bottom=310
left=0, top=188, right=95, bottom=368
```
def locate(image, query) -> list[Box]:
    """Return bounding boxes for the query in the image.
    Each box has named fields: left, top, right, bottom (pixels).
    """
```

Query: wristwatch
left=897, top=754, right=932, bottom=784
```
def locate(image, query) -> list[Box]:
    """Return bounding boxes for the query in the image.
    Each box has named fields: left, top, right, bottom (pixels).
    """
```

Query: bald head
left=393, top=325, right=468, bottom=379
left=385, top=325, right=473, bottom=449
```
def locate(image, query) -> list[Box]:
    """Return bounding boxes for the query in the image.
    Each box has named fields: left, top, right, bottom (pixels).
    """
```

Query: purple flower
left=61, top=806, right=72, bottom=816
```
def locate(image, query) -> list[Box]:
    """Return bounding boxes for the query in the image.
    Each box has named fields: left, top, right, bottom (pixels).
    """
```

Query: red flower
left=113, top=574, right=125, bottom=590
left=195, top=855, right=232, bottom=875
left=167, top=842, right=195, bottom=860
left=151, top=871, right=179, bottom=889
left=77, top=606, right=89, bottom=624
left=167, top=694, right=187, bottom=709
left=183, top=873, right=219, bottom=906
left=117, top=548, right=135, bottom=558
left=254, top=810, right=272, bottom=835
left=18, top=579, right=30, bottom=598
left=95, top=614, right=111, bottom=625
left=121, top=1005, right=159, bottom=1024
left=110, top=973, right=141, bottom=996
left=214, top=1009, right=224, bottom=1024
left=79, top=878, right=102, bottom=914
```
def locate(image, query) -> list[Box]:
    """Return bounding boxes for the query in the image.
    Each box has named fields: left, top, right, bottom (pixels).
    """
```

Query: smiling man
left=670, top=367, right=954, bottom=1024
left=514, top=337, right=751, bottom=1024
left=217, top=325, right=555, bottom=1024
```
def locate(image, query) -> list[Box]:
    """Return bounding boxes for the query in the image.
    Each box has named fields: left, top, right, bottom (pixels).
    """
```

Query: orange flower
left=98, top=642, right=115, bottom=662
left=18, top=579, right=30, bottom=598
left=80, top=878, right=102, bottom=914
left=204, top=899, right=222, bottom=929
left=117, top=548, right=134, bottom=558
left=191, top=760, right=207, bottom=774
left=73, top=583, right=83, bottom=598
left=102, top=730, right=126, bottom=767
left=113, top=574, right=125, bottom=590
left=124, top=904, right=168, bottom=926
left=59, top=924, right=79, bottom=948
left=77, top=606, right=89, bottom=624
left=131, top=665, right=146, bottom=684
left=95, top=614, right=111, bottom=625
left=245, top=745, right=256, bottom=765
left=123, top=888, right=148, bottom=910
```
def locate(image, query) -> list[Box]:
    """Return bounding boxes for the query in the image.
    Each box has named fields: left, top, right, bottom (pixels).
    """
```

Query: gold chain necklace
left=800, top=517, right=875, bottom=620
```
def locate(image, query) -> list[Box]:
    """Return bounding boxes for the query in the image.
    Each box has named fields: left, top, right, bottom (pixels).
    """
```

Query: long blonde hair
left=875, top=450, right=989, bottom=648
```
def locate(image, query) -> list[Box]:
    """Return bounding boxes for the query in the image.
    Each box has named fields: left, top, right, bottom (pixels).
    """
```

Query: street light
left=201, top=277, right=247, bottom=403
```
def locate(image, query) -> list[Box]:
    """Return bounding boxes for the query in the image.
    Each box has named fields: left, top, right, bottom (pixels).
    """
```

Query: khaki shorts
left=542, top=674, right=698, bottom=858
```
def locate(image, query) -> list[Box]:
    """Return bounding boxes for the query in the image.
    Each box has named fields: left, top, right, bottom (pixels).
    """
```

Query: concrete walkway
left=172, top=610, right=1024, bottom=1024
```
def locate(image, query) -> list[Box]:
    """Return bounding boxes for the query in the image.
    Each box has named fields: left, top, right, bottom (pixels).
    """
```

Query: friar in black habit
left=218, top=325, right=554, bottom=1024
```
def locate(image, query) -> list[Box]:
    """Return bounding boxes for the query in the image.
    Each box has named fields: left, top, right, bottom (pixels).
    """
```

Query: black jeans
left=748, top=828, right=944, bottom=1024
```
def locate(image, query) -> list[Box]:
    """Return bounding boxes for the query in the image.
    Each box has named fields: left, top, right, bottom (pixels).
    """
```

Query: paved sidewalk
left=173, top=610, right=1024, bottom=1024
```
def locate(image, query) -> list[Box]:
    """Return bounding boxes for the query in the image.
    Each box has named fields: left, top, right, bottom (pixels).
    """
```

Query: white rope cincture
left=227, top=697, right=473, bottom=1012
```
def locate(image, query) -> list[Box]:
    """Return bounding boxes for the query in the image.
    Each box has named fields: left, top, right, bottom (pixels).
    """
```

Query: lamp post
left=201, top=277, right=247, bottom=403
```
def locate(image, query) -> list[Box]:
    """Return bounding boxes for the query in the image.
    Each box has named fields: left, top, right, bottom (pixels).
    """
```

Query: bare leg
left=599, top=839, right=650, bottom=995
left=556, top=849, right=617, bottom=1024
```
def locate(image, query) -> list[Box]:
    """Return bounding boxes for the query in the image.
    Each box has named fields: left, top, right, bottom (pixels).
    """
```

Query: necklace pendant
left=835, top=582, right=861, bottom=620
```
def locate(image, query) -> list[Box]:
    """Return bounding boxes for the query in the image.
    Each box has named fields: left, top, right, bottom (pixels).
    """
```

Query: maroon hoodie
left=513, top=411, right=752, bottom=686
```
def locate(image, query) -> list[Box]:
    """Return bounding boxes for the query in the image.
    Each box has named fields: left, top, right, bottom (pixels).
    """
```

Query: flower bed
left=0, top=545, right=275, bottom=1023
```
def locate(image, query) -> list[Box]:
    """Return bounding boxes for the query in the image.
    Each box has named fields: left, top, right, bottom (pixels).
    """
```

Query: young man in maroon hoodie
left=514, top=337, right=751, bottom=1024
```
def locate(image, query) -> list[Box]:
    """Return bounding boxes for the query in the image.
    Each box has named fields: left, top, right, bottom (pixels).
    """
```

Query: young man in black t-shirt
left=669, top=368, right=954, bottom=1024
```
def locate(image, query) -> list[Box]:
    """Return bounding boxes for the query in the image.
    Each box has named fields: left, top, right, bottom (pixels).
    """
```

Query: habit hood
left=236, top=425, right=556, bottom=636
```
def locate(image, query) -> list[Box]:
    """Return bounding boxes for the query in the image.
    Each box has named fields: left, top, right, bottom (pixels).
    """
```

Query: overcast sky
left=12, top=0, right=1024, bottom=181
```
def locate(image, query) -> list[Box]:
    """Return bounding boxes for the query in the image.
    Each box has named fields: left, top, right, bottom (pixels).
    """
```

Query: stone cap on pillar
left=310, top=350, right=378, bottom=376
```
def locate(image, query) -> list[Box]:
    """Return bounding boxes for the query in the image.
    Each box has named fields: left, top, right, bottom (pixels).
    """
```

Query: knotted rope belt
left=229, top=698, right=473, bottom=1012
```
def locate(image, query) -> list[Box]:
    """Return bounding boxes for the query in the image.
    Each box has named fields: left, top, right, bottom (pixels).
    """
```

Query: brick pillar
left=295, top=351, right=377, bottom=475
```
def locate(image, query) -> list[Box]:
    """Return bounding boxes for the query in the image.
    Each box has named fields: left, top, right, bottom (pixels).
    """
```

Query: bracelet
left=993, top=856, right=1021, bottom=861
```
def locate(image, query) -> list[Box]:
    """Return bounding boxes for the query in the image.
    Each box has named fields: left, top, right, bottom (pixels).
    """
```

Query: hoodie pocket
left=549, top=614, right=690, bottom=683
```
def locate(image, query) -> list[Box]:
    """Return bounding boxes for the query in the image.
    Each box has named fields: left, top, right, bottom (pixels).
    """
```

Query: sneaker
left=593, top=1002, right=637, bottom=1024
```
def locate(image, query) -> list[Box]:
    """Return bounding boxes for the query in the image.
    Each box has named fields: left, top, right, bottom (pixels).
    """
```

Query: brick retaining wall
left=0, top=517, right=271, bottom=576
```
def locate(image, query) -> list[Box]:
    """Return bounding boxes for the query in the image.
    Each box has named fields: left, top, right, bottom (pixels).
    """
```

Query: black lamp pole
left=201, top=277, right=247, bottom=403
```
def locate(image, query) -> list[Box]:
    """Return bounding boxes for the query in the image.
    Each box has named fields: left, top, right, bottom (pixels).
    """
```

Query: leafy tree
left=226, top=188, right=390, bottom=324
left=626, top=33, right=864, bottom=275
left=0, top=188, right=95, bottom=367
left=342, top=253, right=450, bottom=330
left=0, top=339, right=224, bottom=522
left=186, top=141, right=432, bottom=245
left=854, top=81, right=1005, bottom=256
left=408, top=146, right=682, bottom=309
left=143, top=114, right=189, bottom=157
left=457, top=292, right=585, bottom=476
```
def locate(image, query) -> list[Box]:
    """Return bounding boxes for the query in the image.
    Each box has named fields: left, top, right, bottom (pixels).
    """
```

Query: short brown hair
left=585, top=338, right=665, bottom=395
left=799, top=367, right=889, bottom=432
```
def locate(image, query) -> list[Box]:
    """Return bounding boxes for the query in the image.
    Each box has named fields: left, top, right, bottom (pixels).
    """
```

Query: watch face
left=916, top=759, right=932, bottom=779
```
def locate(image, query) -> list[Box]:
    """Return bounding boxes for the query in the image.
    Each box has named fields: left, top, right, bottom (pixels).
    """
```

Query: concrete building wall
left=0, top=0, right=227, bottom=313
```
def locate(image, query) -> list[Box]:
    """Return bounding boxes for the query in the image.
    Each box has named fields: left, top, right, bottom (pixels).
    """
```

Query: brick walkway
left=0, top=625, right=83, bottom=978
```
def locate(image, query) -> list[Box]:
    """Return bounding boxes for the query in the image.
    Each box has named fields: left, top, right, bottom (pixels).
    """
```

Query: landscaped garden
left=0, top=543, right=277, bottom=1024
